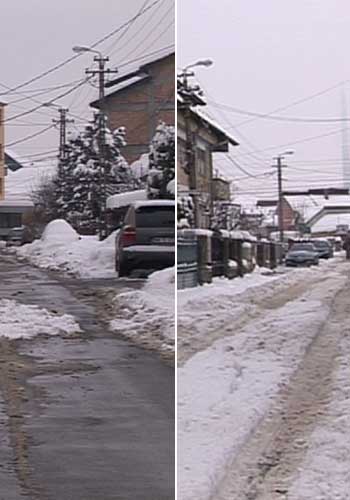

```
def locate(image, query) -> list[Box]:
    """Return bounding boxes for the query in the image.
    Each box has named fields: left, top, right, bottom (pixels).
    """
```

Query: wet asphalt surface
left=0, top=252, right=174, bottom=500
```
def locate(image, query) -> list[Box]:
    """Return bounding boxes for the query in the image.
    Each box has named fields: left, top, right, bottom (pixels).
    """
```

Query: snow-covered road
left=178, top=256, right=350, bottom=500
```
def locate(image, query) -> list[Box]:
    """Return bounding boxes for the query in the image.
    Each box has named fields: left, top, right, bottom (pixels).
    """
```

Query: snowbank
left=41, top=219, right=80, bottom=244
left=178, top=257, right=349, bottom=500
left=0, top=299, right=81, bottom=339
left=16, top=220, right=117, bottom=278
left=110, top=267, right=175, bottom=358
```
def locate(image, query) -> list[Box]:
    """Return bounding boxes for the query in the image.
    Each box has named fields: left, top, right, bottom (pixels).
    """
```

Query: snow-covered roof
left=133, top=200, right=175, bottom=209
left=4, top=163, right=56, bottom=203
left=285, top=194, right=350, bottom=223
left=193, top=108, right=239, bottom=146
left=102, top=74, right=150, bottom=101
left=106, top=189, right=147, bottom=209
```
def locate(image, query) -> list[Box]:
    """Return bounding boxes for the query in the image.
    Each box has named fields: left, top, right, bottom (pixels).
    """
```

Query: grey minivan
left=115, top=200, right=175, bottom=277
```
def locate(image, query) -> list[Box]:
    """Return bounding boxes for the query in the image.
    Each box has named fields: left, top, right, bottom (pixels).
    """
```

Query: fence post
left=197, top=234, right=212, bottom=285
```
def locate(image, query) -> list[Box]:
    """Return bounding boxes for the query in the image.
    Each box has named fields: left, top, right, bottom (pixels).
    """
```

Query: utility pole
left=276, top=155, right=284, bottom=243
left=86, top=56, right=118, bottom=240
left=273, top=151, right=293, bottom=243
left=53, top=108, right=74, bottom=209
left=53, top=108, right=74, bottom=168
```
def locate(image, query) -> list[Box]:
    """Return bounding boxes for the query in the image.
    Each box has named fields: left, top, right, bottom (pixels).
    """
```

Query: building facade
left=177, top=106, right=238, bottom=228
left=91, top=51, right=175, bottom=164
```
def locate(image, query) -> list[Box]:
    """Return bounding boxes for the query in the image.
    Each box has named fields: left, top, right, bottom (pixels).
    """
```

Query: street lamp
left=184, top=59, right=214, bottom=71
left=274, top=150, right=294, bottom=243
left=72, top=45, right=102, bottom=56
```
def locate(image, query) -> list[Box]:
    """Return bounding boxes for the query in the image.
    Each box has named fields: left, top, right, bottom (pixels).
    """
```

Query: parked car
left=311, top=239, right=334, bottom=259
left=5, top=225, right=36, bottom=247
left=115, top=200, right=175, bottom=277
left=285, top=242, right=319, bottom=267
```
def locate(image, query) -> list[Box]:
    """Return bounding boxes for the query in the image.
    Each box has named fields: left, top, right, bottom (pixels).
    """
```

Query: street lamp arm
left=72, top=45, right=102, bottom=57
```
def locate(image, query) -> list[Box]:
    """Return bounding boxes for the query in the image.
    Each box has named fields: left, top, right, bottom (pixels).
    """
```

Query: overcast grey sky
left=178, top=0, right=350, bottom=202
left=1, top=0, right=174, bottom=165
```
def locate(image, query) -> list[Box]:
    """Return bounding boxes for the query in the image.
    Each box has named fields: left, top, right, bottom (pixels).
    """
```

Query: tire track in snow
left=214, top=267, right=350, bottom=500
left=178, top=260, right=343, bottom=365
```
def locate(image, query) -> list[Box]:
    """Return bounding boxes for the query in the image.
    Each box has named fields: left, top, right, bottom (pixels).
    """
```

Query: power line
left=117, top=43, right=174, bottom=70
left=2, top=79, right=85, bottom=106
left=116, top=0, right=173, bottom=64
left=6, top=124, right=55, bottom=147
left=106, top=0, right=155, bottom=57
left=234, top=127, right=347, bottom=159
left=224, top=153, right=267, bottom=179
left=0, top=0, right=163, bottom=97
left=4, top=78, right=90, bottom=123
left=234, top=80, right=350, bottom=128
left=208, top=99, right=350, bottom=124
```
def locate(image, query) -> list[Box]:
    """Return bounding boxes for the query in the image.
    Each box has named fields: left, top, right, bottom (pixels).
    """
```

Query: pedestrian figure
left=343, top=231, right=350, bottom=259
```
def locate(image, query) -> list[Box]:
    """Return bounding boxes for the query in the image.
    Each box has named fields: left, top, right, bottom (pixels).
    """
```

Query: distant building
left=256, top=197, right=299, bottom=237
left=0, top=155, right=54, bottom=241
left=90, top=51, right=175, bottom=164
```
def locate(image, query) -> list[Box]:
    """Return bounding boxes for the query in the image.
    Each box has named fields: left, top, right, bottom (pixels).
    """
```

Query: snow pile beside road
left=41, top=219, right=79, bottom=244
left=16, top=220, right=117, bottom=278
left=110, top=267, right=175, bottom=359
left=178, top=259, right=348, bottom=500
left=0, top=299, right=81, bottom=339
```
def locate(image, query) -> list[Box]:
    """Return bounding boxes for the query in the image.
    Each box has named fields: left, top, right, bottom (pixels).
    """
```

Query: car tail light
left=121, top=226, right=136, bottom=247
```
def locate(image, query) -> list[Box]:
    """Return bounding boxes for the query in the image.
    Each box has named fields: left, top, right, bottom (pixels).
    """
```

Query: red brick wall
left=279, top=198, right=296, bottom=230
left=103, top=54, right=175, bottom=164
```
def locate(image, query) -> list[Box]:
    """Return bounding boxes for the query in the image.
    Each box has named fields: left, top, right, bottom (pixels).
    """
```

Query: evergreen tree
left=147, top=122, right=175, bottom=199
left=54, top=114, right=139, bottom=231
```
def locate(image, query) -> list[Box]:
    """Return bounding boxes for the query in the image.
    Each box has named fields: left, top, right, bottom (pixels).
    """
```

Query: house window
left=178, top=138, right=187, bottom=170
left=196, top=148, right=208, bottom=177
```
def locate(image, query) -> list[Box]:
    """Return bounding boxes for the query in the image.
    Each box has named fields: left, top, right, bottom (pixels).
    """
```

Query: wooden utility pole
left=277, top=155, right=284, bottom=243
left=86, top=56, right=117, bottom=239
left=274, top=151, right=293, bottom=243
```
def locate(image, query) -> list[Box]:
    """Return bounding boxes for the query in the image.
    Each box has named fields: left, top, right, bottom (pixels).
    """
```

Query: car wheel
left=117, top=259, right=131, bottom=277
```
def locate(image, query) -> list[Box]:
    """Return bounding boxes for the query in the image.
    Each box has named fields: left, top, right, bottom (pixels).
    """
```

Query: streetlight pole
left=73, top=46, right=117, bottom=239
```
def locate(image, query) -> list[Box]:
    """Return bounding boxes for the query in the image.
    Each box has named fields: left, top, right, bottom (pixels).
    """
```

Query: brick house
left=90, top=51, right=175, bottom=164
left=257, top=197, right=299, bottom=235
left=0, top=102, right=7, bottom=200
left=177, top=105, right=239, bottom=228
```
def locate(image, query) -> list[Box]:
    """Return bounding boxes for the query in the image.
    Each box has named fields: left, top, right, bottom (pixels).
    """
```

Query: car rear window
left=135, top=206, right=175, bottom=228
left=313, top=240, right=329, bottom=247
left=291, top=244, right=315, bottom=251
